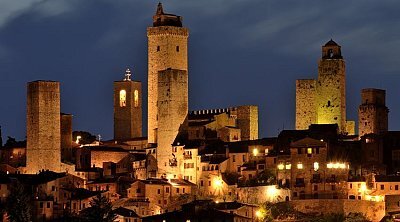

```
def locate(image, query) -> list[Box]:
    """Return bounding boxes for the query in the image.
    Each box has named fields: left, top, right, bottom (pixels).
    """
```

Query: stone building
left=26, top=81, right=62, bottom=173
left=147, top=3, right=189, bottom=144
left=157, top=69, right=188, bottom=178
left=114, top=68, right=142, bottom=141
left=358, top=88, right=389, bottom=137
left=296, top=40, right=354, bottom=135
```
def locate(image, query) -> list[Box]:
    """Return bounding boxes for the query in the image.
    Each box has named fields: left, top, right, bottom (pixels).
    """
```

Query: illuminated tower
left=147, top=3, right=189, bottom=144
left=358, top=88, right=389, bottom=137
left=157, top=68, right=188, bottom=178
left=316, top=39, right=346, bottom=133
left=26, top=81, right=62, bottom=173
left=114, top=68, right=142, bottom=140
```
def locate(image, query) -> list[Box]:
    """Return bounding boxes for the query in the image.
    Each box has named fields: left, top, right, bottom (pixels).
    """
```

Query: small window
left=119, top=90, right=126, bottom=107
left=134, top=90, right=139, bottom=107
left=157, top=189, right=161, bottom=194
left=307, top=148, right=312, bottom=154
left=176, top=188, right=179, bottom=193
left=327, top=100, right=331, bottom=107
left=176, top=46, right=179, bottom=52
left=232, top=155, right=236, bottom=162
left=157, top=46, right=160, bottom=51
left=381, top=184, right=384, bottom=190
left=47, top=202, right=51, bottom=208
left=396, top=185, right=399, bottom=190
left=40, top=202, right=44, bottom=208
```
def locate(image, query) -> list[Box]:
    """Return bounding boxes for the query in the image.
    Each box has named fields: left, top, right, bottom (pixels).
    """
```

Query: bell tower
left=114, top=68, right=142, bottom=140
left=316, top=39, right=346, bottom=133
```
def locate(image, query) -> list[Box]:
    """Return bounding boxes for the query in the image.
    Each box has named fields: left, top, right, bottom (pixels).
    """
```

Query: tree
left=80, top=194, right=116, bottom=222
left=6, top=180, right=31, bottom=222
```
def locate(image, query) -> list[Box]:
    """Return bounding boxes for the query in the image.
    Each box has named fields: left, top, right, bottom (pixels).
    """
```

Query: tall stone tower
left=236, top=105, right=259, bottom=141
left=316, top=39, right=346, bottom=133
left=147, top=3, right=189, bottom=144
left=296, top=79, right=317, bottom=130
left=26, top=81, right=62, bottom=173
left=157, top=68, right=188, bottom=178
left=358, top=88, right=389, bottom=137
left=114, top=68, right=142, bottom=140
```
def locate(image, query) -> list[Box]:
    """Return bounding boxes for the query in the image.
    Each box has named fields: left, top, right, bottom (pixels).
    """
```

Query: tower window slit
left=176, top=46, right=179, bottom=52
left=157, top=46, right=160, bottom=52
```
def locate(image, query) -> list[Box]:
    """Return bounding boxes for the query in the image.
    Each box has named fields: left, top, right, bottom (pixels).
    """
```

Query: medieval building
left=296, top=40, right=355, bottom=135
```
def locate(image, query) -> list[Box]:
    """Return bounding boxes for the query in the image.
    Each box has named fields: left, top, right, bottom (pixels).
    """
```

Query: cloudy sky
left=0, top=0, right=399, bottom=141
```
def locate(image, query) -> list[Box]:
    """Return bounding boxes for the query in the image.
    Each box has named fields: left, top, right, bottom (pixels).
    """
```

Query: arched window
left=134, top=90, right=139, bottom=107
left=119, top=90, right=126, bottom=107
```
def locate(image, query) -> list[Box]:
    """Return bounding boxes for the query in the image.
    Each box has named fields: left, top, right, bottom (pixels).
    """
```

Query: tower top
left=321, top=39, right=342, bottom=59
left=152, top=3, right=183, bottom=27
left=124, top=68, right=132, bottom=81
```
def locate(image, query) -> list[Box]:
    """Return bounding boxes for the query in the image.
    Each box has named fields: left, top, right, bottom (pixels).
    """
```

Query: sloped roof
left=290, top=137, right=326, bottom=148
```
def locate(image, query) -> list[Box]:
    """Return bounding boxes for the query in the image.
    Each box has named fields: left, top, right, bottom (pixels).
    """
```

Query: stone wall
left=61, top=113, right=73, bottom=162
left=237, top=185, right=291, bottom=204
left=237, top=105, right=259, bottom=141
left=147, top=26, right=188, bottom=144
left=114, top=80, right=142, bottom=140
left=358, top=89, right=388, bottom=137
left=295, top=79, right=317, bottom=130
left=291, top=199, right=385, bottom=222
left=157, top=69, right=188, bottom=177
left=26, top=81, right=61, bottom=173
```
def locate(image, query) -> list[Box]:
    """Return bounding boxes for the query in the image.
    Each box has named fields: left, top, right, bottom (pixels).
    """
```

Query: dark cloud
left=0, top=0, right=399, bottom=140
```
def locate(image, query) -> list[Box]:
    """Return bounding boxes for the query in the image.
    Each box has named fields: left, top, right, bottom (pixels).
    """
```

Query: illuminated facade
left=113, top=68, right=142, bottom=140
left=147, top=3, right=189, bottom=144
left=296, top=40, right=354, bottom=135
left=26, top=81, right=62, bottom=173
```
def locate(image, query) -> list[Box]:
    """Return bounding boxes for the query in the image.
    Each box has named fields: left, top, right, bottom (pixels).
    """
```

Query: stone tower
left=236, top=105, right=259, bottom=141
left=114, top=68, right=142, bottom=140
left=26, top=81, right=62, bottom=173
left=316, top=39, right=346, bottom=133
left=157, top=68, right=188, bottom=178
left=296, top=79, right=317, bottom=130
left=358, top=88, right=389, bottom=137
left=147, top=3, right=189, bottom=144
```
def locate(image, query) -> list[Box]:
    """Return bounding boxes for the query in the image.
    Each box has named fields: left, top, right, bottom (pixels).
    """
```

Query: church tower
left=147, top=3, right=189, bottom=144
left=358, top=88, right=389, bottom=137
left=26, top=81, right=62, bottom=173
left=316, top=40, right=347, bottom=133
left=114, top=68, right=142, bottom=140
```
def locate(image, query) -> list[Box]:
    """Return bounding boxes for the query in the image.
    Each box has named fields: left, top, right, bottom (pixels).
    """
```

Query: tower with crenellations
left=358, top=88, right=389, bottom=137
left=147, top=3, right=189, bottom=144
left=296, top=40, right=354, bottom=134
left=26, top=81, right=62, bottom=173
left=114, top=68, right=142, bottom=141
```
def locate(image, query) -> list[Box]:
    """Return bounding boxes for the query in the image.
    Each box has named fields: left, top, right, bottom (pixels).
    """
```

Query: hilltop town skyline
left=1, top=0, right=400, bottom=141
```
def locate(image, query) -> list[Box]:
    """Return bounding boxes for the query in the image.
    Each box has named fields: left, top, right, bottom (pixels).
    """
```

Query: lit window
left=327, top=163, right=333, bottom=169
left=297, top=163, right=303, bottom=169
left=285, top=164, right=291, bottom=170
left=307, top=148, right=312, bottom=154
left=119, top=90, right=126, bottom=107
left=277, top=164, right=284, bottom=170
left=313, top=162, right=319, bottom=171
left=253, top=148, right=259, bottom=156
left=134, top=90, right=139, bottom=107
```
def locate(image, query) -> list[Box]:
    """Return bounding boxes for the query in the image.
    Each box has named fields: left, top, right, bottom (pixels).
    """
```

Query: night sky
left=0, top=0, right=399, bottom=141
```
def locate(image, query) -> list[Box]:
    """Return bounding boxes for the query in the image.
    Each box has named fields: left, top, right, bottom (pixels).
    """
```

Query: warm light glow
left=214, top=177, right=223, bottom=188
left=327, top=162, right=348, bottom=169
left=119, top=89, right=126, bottom=107
left=297, top=163, right=303, bottom=169
left=255, top=210, right=263, bottom=218
left=285, top=164, right=291, bottom=170
left=359, top=183, right=367, bottom=192
left=313, top=162, right=319, bottom=171
left=365, top=195, right=384, bottom=202
left=266, top=186, right=277, bottom=197
left=253, top=148, right=259, bottom=156
left=75, top=135, right=81, bottom=144
left=134, top=90, right=139, bottom=107
left=277, top=163, right=284, bottom=170
left=215, top=200, right=219, bottom=203
left=307, top=148, right=312, bottom=154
